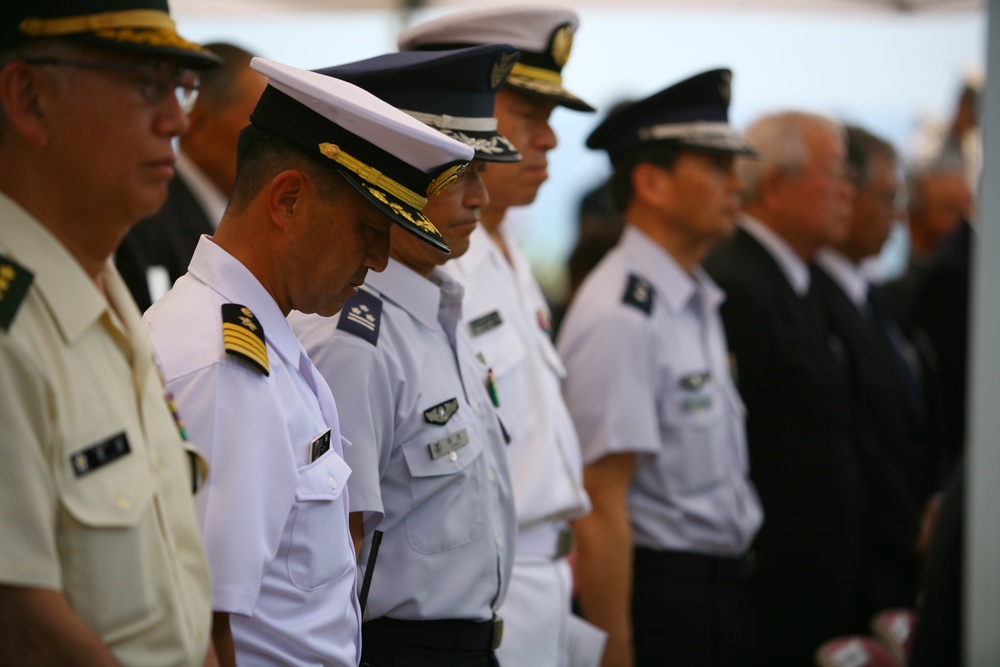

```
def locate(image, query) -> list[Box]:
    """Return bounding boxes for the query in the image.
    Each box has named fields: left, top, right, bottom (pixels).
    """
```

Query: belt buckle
left=555, top=528, right=574, bottom=560
left=491, top=615, right=504, bottom=650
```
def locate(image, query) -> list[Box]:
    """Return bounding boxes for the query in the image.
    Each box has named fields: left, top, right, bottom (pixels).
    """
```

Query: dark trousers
left=360, top=617, right=501, bottom=667
left=632, top=547, right=757, bottom=667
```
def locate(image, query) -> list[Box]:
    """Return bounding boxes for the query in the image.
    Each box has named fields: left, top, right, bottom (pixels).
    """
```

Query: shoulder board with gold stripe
left=221, top=303, right=269, bottom=375
left=0, top=253, right=33, bottom=332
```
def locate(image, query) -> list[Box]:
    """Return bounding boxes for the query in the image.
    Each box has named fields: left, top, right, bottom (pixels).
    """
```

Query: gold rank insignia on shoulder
left=424, top=397, right=459, bottom=425
left=0, top=253, right=34, bottom=332
left=221, top=303, right=269, bottom=376
left=550, top=24, right=574, bottom=68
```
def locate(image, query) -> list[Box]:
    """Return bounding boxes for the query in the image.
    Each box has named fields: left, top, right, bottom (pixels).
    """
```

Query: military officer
left=557, top=70, right=763, bottom=667
left=0, top=2, right=221, bottom=665
left=398, top=9, right=601, bottom=666
left=143, top=58, right=473, bottom=666
left=290, top=45, right=519, bottom=667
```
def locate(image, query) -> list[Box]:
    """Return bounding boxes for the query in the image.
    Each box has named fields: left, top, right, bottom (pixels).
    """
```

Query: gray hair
left=0, top=40, right=86, bottom=143
left=737, top=111, right=845, bottom=204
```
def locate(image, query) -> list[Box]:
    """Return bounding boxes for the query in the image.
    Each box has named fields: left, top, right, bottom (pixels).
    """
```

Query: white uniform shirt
left=144, top=237, right=360, bottom=666
left=291, top=259, right=516, bottom=622
left=440, top=223, right=589, bottom=536
left=558, top=225, right=763, bottom=555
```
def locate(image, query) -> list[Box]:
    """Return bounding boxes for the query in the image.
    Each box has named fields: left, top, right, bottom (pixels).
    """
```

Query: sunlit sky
left=176, top=6, right=987, bottom=298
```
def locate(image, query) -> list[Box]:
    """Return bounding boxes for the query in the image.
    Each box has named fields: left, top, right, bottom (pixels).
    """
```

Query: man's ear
left=266, top=169, right=307, bottom=233
left=757, top=168, right=787, bottom=211
left=631, top=161, right=673, bottom=210
left=0, top=62, right=52, bottom=148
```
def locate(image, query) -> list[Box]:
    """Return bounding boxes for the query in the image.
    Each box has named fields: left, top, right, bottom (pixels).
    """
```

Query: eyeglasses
left=23, top=58, right=201, bottom=114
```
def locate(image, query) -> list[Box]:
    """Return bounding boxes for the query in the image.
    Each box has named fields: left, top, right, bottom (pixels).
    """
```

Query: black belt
left=634, top=547, right=752, bottom=582
left=363, top=615, right=504, bottom=652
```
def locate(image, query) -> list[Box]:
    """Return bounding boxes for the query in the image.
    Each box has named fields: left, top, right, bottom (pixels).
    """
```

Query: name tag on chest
left=310, top=429, right=332, bottom=463
left=428, top=428, right=469, bottom=460
left=468, top=311, right=502, bottom=337
left=71, top=432, right=131, bottom=477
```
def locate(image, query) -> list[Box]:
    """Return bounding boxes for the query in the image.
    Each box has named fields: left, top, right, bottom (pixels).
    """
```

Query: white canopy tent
left=174, top=2, right=999, bottom=663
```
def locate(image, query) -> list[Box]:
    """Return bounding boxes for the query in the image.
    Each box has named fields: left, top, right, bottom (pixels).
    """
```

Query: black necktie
left=867, top=283, right=925, bottom=414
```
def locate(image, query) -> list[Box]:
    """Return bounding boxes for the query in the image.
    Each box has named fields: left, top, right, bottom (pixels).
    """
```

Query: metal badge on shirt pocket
left=423, top=398, right=459, bottom=425
left=678, top=371, right=713, bottom=414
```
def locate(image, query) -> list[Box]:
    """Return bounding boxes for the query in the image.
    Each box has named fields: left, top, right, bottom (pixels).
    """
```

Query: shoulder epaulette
left=0, top=253, right=33, bottom=332
left=221, top=303, right=269, bottom=375
left=622, top=273, right=654, bottom=315
left=337, top=289, right=382, bottom=346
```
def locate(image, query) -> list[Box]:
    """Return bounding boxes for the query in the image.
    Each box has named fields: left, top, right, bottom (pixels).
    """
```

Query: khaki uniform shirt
left=0, top=193, right=213, bottom=666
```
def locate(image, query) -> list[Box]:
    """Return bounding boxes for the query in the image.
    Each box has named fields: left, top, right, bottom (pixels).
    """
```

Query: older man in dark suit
left=703, top=111, right=862, bottom=667
left=115, top=42, right=266, bottom=310
left=814, top=126, right=946, bottom=623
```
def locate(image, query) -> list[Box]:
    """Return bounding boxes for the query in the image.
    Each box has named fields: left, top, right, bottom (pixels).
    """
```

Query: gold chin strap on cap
left=18, top=10, right=176, bottom=38
left=318, top=142, right=427, bottom=211
left=510, top=63, right=563, bottom=86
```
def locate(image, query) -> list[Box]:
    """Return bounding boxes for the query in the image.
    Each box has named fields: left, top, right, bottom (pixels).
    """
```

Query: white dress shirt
left=145, top=236, right=361, bottom=666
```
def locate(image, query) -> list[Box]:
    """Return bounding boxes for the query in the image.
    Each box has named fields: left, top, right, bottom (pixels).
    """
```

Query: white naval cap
left=249, top=57, right=475, bottom=253
left=397, top=6, right=595, bottom=113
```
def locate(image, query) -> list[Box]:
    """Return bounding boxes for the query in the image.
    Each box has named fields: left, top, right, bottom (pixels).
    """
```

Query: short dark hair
left=845, top=125, right=897, bottom=189
left=228, top=124, right=349, bottom=214
left=609, top=143, right=681, bottom=212
left=196, top=42, right=256, bottom=110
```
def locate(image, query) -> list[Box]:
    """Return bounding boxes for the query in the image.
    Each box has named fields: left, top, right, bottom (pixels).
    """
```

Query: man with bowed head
left=143, top=57, right=473, bottom=666
left=292, top=44, right=522, bottom=667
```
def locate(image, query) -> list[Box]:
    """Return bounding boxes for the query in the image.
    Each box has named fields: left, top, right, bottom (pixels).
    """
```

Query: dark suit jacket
left=116, top=173, right=215, bottom=312
left=907, top=222, right=972, bottom=466
left=704, top=228, right=865, bottom=667
left=813, top=266, right=932, bottom=617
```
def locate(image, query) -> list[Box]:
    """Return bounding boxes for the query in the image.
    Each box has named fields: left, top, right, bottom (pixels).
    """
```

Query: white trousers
left=496, top=556, right=605, bottom=667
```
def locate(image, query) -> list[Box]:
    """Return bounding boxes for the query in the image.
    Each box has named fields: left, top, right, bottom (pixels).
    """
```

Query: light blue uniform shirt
left=292, top=258, right=516, bottom=622
left=558, top=225, right=763, bottom=555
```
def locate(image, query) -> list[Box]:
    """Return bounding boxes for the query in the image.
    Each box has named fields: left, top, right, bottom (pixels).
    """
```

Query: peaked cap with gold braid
left=398, top=6, right=594, bottom=113
left=249, top=58, right=475, bottom=254
left=2, top=0, right=221, bottom=69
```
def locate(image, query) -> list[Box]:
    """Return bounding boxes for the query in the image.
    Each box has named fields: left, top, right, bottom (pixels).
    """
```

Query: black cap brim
left=337, top=171, right=451, bottom=255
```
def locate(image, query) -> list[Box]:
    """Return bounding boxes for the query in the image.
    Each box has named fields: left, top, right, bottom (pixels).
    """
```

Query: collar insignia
left=0, top=254, right=34, bottom=332
left=622, top=273, right=654, bottom=315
